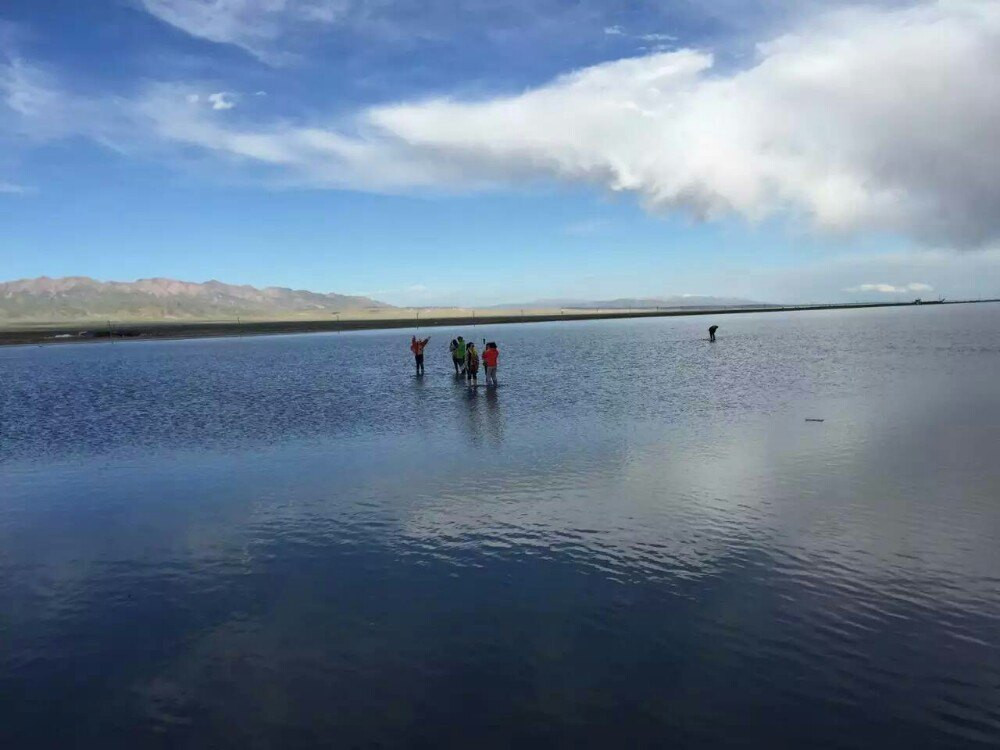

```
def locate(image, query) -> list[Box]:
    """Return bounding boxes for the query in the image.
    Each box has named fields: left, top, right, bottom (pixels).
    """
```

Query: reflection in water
left=484, top=388, right=504, bottom=445
left=460, top=382, right=483, bottom=447
left=1, top=306, right=999, bottom=747
left=454, top=380, right=506, bottom=448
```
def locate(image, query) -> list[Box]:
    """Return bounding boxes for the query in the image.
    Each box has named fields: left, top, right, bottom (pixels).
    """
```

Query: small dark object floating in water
left=805, top=418, right=825, bottom=422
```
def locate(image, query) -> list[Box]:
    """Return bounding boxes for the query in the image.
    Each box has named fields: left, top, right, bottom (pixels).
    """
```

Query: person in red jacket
left=410, top=335, right=430, bottom=375
left=482, top=342, right=499, bottom=386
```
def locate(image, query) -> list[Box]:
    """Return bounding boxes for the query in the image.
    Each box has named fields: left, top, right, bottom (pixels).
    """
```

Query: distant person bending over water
left=454, top=337, right=467, bottom=374
left=465, top=343, right=480, bottom=384
left=410, top=335, right=430, bottom=375
left=709, top=325, right=719, bottom=342
left=482, top=342, right=499, bottom=386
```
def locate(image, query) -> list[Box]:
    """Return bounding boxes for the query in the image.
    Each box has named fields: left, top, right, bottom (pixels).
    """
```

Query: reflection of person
left=708, top=325, right=719, bottom=342
left=482, top=342, right=499, bottom=386
left=410, top=336, right=430, bottom=375
left=465, top=343, right=480, bottom=384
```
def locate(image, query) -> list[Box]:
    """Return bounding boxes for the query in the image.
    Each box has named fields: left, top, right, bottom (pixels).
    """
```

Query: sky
left=1, top=0, right=999, bottom=306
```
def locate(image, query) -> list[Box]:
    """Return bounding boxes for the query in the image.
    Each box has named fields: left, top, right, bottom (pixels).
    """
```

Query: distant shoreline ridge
left=1, top=299, right=997, bottom=347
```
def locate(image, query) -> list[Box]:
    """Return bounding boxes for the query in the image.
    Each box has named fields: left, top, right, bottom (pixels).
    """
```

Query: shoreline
left=1, top=299, right=996, bottom=347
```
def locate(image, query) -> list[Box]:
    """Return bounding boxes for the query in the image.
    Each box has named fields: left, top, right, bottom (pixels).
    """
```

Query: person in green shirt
left=454, top=337, right=467, bottom=374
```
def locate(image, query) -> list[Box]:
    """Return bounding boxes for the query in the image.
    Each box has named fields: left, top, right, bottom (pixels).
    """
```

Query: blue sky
left=2, top=0, right=999, bottom=305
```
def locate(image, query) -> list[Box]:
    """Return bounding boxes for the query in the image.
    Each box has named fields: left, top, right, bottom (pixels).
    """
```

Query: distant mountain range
left=492, top=295, right=772, bottom=310
left=0, top=277, right=774, bottom=324
left=0, top=277, right=392, bottom=322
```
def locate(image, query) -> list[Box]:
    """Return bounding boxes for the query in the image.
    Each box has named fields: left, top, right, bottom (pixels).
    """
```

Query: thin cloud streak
left=563, top=218, right=609, bottom=236
left=0, top=181, right=32, bottom=195
left=140, top=0, right=351, bottom=63
left=843, top=282, right=934, bottom=294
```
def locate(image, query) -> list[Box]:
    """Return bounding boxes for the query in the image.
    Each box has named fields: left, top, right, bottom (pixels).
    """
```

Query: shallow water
left=2, top=305, right=999, bottom=748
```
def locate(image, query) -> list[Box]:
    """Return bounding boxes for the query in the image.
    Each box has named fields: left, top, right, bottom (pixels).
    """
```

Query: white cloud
left=140, top=0, right=350, bottom=62
left=0, top=58, right=63, bottom=125
left=207, top=91, right=237, bottom=110
left=563, top=218, right=608, bottom=236
left=125, top=84, right=443, bottom=187
left=6, top=1, right=1000, bottom=250
left=844, top=282, right=935, bottom=294
left=603, top=26, right=676, bottom=43
left=185, top=92, right=238, bottom=110
left=368, top=0, right=1000, bottom=246
left=0, top=181, right=31, bottom=195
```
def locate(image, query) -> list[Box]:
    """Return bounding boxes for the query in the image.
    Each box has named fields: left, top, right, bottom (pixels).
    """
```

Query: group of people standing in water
left=409, top=335, right=500, bottom=386
left=410, top=323, right=718, bottom=384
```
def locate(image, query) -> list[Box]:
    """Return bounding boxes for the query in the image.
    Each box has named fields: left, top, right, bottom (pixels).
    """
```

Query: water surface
left=2, top=305, right=999, bottom=748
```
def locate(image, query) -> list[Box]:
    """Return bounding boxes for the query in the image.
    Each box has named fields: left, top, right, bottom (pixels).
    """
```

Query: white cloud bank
left=844, top=282, right=934, bottom=294
left=5, top=1, right=1000, bottom=248
left=367, top=0, right=1000, bottom=246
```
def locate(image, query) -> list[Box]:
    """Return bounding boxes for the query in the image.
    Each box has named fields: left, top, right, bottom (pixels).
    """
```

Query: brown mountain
left=0, top=276, right=392, bottom=322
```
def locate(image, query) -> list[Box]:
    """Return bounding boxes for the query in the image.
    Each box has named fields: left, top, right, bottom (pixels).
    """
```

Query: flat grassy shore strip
left=1, top=300, right=996, bottom=347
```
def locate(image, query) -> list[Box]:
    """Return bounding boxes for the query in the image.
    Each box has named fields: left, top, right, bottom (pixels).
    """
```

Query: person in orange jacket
left=482, top=342, right=499, bottom=386
left=410, top=335, right=430, bottom=375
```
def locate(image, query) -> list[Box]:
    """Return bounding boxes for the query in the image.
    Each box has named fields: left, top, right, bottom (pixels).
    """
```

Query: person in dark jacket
left=708, top=325, right=719, bottom=342
left=465, top=342, right=480, bottom=384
